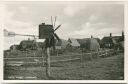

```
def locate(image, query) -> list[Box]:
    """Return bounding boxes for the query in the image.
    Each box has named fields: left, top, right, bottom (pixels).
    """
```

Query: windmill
left=39, top=16, right=61, bottom=78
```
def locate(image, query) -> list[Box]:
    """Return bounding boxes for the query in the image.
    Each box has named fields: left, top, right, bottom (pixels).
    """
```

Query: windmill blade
left=51, top=16, right=54, bottom=27
left=54, top=16, right=57, bottom=28
left=53, top=33, right=60, bottom=41
left=54, top=24, right=61, bottom=31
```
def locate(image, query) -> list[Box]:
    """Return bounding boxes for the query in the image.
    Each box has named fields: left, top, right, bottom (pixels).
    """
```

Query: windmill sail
left=54, top=25, right=61, bottom=31
left=53, top=33, right=60, bottom=41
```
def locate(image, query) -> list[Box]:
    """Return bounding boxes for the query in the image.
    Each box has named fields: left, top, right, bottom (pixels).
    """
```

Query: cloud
left=3, top=5, right=37, bottom=35
left=63, top=6, right=77, bottom=17
left=19, top=6, right=28, bottom=13
left=70, top=20, right=123, bottom=39
left=63, top=4, right=85, bottom=17
left=89, top=15, right=99, bottom=23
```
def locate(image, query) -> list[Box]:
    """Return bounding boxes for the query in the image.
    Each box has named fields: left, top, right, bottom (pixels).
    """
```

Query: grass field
left=4, top=51, right=124, bottom=80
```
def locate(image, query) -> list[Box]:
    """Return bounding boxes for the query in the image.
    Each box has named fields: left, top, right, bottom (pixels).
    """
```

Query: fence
left=4, top=49, right=118, bottom=67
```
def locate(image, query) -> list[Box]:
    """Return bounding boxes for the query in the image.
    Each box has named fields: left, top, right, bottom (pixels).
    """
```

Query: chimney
left=110, top=33, right=112, bottom=37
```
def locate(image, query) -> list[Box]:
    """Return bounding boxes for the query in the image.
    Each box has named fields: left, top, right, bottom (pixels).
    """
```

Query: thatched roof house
left=19, top=40, right=37, bottom=50
left=10, top=45, right=19, bottom=50
left=77, top=38, right=100, bottom=51
left=68, top=38, right=80, bottom=47
left=101, top=37, right=114, bottom=48
left=101, top=32, right=124, bottom=49
left=55, top=39, right=69, bottom=49
left=89, top=38, right=100, bottom=51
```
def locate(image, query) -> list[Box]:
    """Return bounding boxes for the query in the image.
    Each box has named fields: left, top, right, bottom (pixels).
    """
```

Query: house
left=19, top=39, right=37, bottom=50
left=68, top=38, right=80, bottom=47
left=101, top=32, right=124, bottom=50
left=66, top=38, right=80, bottom=52
left=55, top=39, right=69, bottom=50
left=89, top=38, right=100, bottom=51
left=77, top=37, right=100, bottom=51
left=112, top=33, right=124, bottom=50
left=51, top=39, right=69, bottom=55
left=100, top=36, right=114, bottom=49
left=77, top=38, right=90, bottom=49
left=10, top=45, right=19, bottom=51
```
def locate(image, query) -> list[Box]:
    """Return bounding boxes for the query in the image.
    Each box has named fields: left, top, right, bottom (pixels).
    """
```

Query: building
left=55, top=39, right=69, bottom=50
left=77, top=37, right=100, bottom=51
left=10, top=45, right=19, bottom=51
left=68, top=38, right=80, bottom=47
left=101, top=32, right=124, bottom=50
left=19, top=39, right=37, bottom=50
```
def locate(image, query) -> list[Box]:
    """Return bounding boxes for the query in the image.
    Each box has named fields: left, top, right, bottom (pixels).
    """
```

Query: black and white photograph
left=3, top=1, right=124, bottom=80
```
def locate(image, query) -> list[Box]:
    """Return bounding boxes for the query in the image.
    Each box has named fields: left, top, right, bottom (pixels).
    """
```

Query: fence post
left=81, top=49, right=84, bottom=67
left=97, top=51, right=99, bottom=58
left=90, top=51, right=93, bottom=61
left=46, top=47, right=51, bottom=78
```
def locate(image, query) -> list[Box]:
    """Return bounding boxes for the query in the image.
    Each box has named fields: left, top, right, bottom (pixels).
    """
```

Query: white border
left=0, top=2, right=4, bottom=83
left=124, top=1, right=128, bottom=83
left=1, top=80, right=127, bottom=83
left=1, top=0, right=128, bottom=83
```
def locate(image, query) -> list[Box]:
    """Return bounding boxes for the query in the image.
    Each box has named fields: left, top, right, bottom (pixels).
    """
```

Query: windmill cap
left=41, top=23, right=45, bottom=25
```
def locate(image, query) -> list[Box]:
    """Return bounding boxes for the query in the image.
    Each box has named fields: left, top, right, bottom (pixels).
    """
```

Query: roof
left=94, top=38, right=101, bottom=44
left=89, top=38, right=100, bottom=51
left=20, top=40, right=34, bottom=43
left=101, top=36, right=124, bottom=44
left=112, top=36, right=124, bottom=43
left=101, top=37, right=113, bottom=44
left=10, top=45, right=19, bottom=50
left=20, top=40, right=35, bottom=46
left=68, top=38, right=80, bottom=47
left=61, top=39, right=69, bottom=46
left=56, top=39, right=69, bottom=46
left=77, top=38, right=100, bottom=51
left=77, top=38, right=90, bottom=45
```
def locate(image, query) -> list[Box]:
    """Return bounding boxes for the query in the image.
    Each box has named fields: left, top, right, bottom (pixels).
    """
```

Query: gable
left=68, top=38, right=80, bottom=46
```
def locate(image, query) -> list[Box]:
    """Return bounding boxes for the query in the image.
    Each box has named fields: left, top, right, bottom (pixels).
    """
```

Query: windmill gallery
left=4, top=16, right=124, bottom=80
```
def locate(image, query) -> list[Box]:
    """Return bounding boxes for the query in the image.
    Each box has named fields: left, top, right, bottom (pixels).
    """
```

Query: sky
left=2, top=1, right=124, bottom=50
